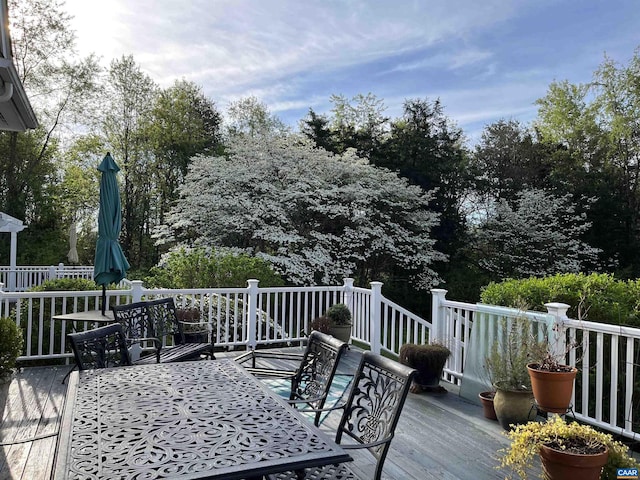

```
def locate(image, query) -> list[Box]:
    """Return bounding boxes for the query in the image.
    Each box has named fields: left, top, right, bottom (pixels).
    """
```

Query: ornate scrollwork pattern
left=294, top=340, right=340, bottom=408
left=65, top=360, right=344, bottom=479
left=343, top=361, right=409, bottom=456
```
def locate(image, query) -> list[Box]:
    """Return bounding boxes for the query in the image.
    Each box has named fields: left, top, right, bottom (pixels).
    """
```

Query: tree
left=101, top=55, right=158, bottom=268
left=147, top=80, right=222, bottom=224
left=471, top=120, right=555, bottom=203
left=299, top=108, right=337, bottom=153
left=158, top=135, right=445, bottom=289
left=535, top=49, right=640, bottom=276
left=475, top=189, right=601, bottom=279
left=329, top=93, right=388, bottom=158
left=377, top=98, right=473, bottom=300
left=0, top=0, right=100, bottom=264
left=225, top=96, right=288, bottom=139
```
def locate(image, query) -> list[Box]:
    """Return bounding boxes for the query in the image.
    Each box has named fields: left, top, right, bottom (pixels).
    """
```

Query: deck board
left=0, top=349, right=539, bottom=480
left=0, top=366, right=70, bottom=480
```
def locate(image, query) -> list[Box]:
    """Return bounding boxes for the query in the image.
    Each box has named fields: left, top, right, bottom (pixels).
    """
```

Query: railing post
left=246, top=279, right=259, bottom=350
left=130, top=280, right=144, bottom=303
left=370, top=281, right=382, bottom=354
left=430, top=288, right=448, bottom=344
left=544, top=302, right=570, bottom=359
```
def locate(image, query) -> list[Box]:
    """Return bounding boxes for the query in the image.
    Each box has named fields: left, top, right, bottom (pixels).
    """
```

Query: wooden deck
left=0, top=348, right=534, bottom=480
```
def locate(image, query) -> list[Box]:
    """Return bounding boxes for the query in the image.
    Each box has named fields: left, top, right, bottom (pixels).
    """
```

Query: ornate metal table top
left=53, top=360, right=351, bottom=479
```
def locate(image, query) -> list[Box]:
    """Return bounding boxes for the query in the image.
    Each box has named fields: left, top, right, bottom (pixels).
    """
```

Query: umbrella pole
left=101, top=285, right=106, bottom=316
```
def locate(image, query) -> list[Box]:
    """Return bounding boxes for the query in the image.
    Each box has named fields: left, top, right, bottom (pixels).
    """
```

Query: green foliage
left=475, top=189, right=600, bottom=278
left=145, top=247, right=284, bottom=288
left=480, top=273, right=640, bottom=326
left=15, top=278, right=100, bottom=361
left=499, top=416, right=639, bottom=479
left=484, top=317, right=544, bottom=390
left=535, top=49, right=640, bottom=277
left=29, top=278, right=98, bottom=292
left=325, top=303, right=352, bottom=326
left=399, top=343, right=451, bottom=373
left=309, top=315, right=331, bottom=334
left=0, top=317, right=23, bottom=382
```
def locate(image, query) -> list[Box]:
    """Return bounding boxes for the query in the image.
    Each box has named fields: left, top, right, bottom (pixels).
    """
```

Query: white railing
left=12, top=276, right=637, bottom=439
left=0, top=264, right=95, bottom=291
left=1, top=278, right=434, bottom=364
left=431, top=288, right=640, bottom=441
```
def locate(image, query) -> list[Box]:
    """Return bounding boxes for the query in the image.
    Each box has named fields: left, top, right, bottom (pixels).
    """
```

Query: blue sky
left=65, top=0, right=639, bottom=145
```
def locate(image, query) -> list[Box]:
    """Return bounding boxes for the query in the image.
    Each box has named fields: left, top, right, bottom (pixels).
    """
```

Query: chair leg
left=61, top=365, right=76, bottom=384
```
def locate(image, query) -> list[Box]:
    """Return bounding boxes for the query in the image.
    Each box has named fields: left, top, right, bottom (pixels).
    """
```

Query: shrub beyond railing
left=480, top=273, right=640, bottom=327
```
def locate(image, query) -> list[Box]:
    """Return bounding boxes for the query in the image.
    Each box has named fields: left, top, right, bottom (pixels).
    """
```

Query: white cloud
left=63, top=0, right=640, bottom=146
left=66, top=0, right=516, bottom=89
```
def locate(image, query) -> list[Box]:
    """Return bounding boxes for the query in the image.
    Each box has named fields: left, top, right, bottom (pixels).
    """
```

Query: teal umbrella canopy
left=94, top=152, right=130, bottom=292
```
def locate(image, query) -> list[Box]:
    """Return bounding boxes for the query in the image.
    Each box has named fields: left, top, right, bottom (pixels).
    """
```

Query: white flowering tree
left=158, top=135, right=445, bottom=289
left=475, top=189, right=601, bottom=278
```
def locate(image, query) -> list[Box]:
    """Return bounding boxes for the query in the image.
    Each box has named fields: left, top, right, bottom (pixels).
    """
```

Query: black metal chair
left=146, top=297, right=215, bottom=362
left=111, top=300, right=162, bottom=363
left=236, top=331, right=348, bottom=426
left=112, top=298, right=214, bottom=365
left=67, top=323, right=132, bottom=370
left=267, top=352, right=417, bottom=480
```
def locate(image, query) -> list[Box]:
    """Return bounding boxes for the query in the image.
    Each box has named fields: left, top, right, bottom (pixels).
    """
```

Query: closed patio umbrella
left=94, top=152, right=129, bottom=315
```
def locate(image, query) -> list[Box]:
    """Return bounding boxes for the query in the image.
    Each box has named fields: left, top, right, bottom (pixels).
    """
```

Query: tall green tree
left=147, top=80, right=222, bottom=224
left=225, top=96, right=288, bottom=139
left=101, top=55, right=158, bottom=268
left=471, top=120, right=556, bottom=204
left=0, top=0, right=99, bottom=264
left=329, top=93, right=388, bottom=159
left=378, top=98, right=471, bottom=298
left=299, top=108, right=337, bottom=153
left=535, top=49, right=640, bottom=276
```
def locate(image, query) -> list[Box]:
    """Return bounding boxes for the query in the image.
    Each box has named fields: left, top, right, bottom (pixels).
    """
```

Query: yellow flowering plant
left=498, top=416, right=639, bottom=479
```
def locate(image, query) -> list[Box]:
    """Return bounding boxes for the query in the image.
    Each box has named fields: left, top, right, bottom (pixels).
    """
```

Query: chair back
left=336, top=351, right=416, bottom=480
left=146, top=297, right=181, bottom=341
left=291, top=331, right=348, bottom=425
left=112, top=300, right=151, bottom=340
left=67, top=323, right=132, bottom=370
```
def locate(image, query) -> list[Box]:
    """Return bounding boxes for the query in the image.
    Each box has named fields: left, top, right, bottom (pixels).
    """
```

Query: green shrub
left=29, top=277, right=98, bottom=292
left=326, top=303, right=352, bottom=325
left=0, top=317, right=23, bottom=382
left=16, top=278, right=101, bottom=361
left=145, top=247, right=284, bottom=288
left=480, top=273, right=640, bottom=326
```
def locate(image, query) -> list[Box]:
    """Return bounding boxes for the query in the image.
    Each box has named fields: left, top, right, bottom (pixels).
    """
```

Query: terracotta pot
left=539, top=444, right=608, bottom=480
left=478, top=391, right=497, bottom=420
left=527, top=363, right=578, bottom=414
left=493, top=383, right=536, bottom=431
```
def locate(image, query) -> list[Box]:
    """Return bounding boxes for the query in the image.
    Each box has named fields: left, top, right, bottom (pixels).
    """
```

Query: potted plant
left=478, top=390, right=497, bottom=420
left=499, top=416, right=639, bottom=480
left=526, top=335, right=579, bottom=415
left=527, top=354, right=577, bottom=415
left=309, top=315, right=331, bottom=335
left=175, top=307, right=209, bottom=343
left=484, top=317, right=539, bottom=430
left=325, top=303, right=352, bottom=343
left=399, top=342, right=451, bottom=393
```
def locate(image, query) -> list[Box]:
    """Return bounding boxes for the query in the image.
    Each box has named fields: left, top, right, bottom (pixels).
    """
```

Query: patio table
left=53, top=309, right=115, bottom=330
left=52, top=359, right=352, bottom=480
